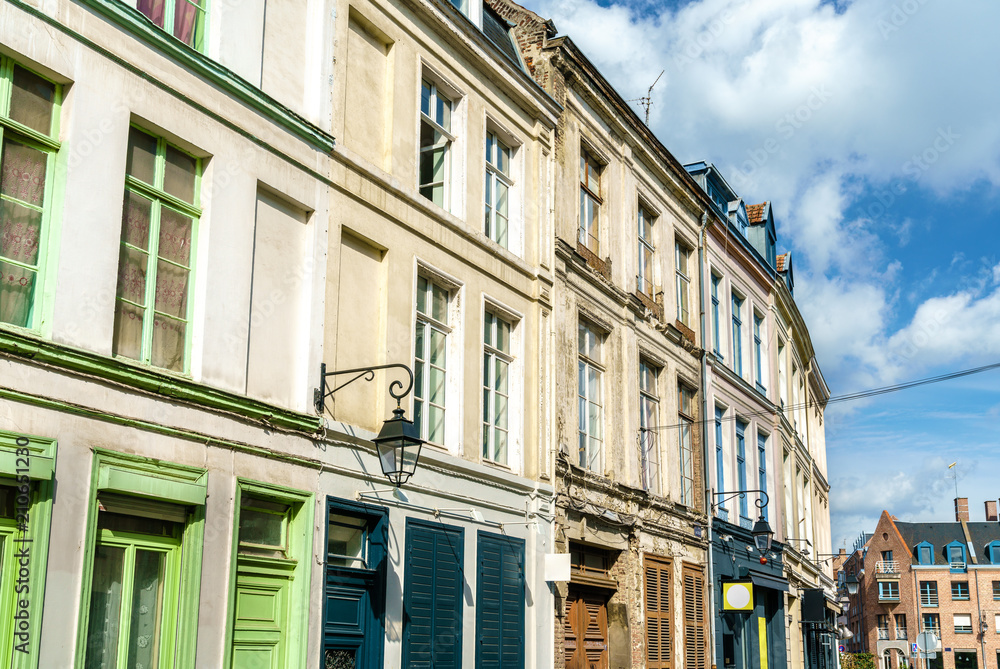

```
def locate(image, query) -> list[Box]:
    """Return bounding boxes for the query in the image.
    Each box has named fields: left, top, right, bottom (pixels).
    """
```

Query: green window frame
left=0, top=57, right=61, bottom=333
left=0, top=430, right=56, bottom=669
left=113, top=125, right=201, bottom=373
left=130, top=0, right=209, bottom=52
left=224, top=479, right=313, bottom=669
left=483, top=309, right=512, bottom=464
left=75, top=450, right=207, bottom=669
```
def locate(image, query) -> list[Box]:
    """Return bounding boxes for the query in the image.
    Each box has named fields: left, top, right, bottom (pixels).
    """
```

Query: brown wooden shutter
left=564, top=590, right=609, bottom=669
left=683, top=565, right=707, bottom=669
left=645, top=556, right=673, bottom=669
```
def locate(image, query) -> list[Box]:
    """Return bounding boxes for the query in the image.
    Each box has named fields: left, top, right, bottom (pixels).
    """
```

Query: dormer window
left=916, top=541, right=934, bottom=565
left=986, top=541, right=1000, bottom=565
left=946, top=541, right=967, bottom=572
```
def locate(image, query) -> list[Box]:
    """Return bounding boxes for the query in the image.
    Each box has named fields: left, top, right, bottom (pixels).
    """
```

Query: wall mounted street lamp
left=843, top=574, right=859, bottom=596
left=713, top=489, right=773, bottom=552
left=315, top=362, right=424, bottom=487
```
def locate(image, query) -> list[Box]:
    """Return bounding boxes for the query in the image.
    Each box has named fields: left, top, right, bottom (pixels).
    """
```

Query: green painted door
left=231, top=566, right=292, bottom=669
left=0, top=523, right=14, bottom=668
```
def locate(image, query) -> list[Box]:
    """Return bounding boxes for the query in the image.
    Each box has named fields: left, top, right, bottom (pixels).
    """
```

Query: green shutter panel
left=403, top=520, right=464, bottom=669
left=476, top=532, right=525, bottom=669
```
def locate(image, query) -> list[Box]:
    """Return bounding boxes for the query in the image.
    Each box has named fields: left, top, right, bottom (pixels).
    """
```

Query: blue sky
left=522, top=0, right=1000, bottom=547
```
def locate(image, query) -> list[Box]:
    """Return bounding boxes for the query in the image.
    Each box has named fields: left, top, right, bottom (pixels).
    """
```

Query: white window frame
left=637, top=202, right=656, bottom=298
left=418, top=69, right=464, bottom=215
left=482, top=299, right=523, bottom=472
left=675, top=241, right=691, bottom=325
left=731, top=291, right=744, bottom=378
left=577, top=320, right=604, bottom=472
left=638, top=358, right=660, bottom=494
left=413, top=264, right=463, bottom=450
left=483, top=120, right=523, bottom=255
left=579, top=147, right=602, bottom=255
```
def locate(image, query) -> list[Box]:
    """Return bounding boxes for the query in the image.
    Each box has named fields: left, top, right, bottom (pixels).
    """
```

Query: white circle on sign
left=726, top=584, right=751, bottom=609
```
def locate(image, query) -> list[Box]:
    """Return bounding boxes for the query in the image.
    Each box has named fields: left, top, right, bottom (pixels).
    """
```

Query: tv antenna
left=628, top=70, right=664, bottom=125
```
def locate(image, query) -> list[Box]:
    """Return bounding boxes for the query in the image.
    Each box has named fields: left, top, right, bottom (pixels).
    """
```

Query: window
left=954, top=614, right=973, bottom=634
left=78, top=451, right=207, bottom=669
left=637, top=204, right=655, bottom=297
left=877, top=615, right=889, bottom=640
left=777, top=341, right=787, bottom=409
left=675, top=242, right=691, bottom=325
left=753, top=313, right=765, bottom=392
left=484, top=131, right=511, bottom=247
left=84, top=506, right=184, bottom=668
left=881, top=550, right=893, bottom=562
left=922, top=613, right=940, bottom=633
left=133, top=0, right=208, bottom=50
left=238, top=496, right=290, bottom=558
left=710, top=274, right=722, bottom=357
left=476, top=532, right=525, bottom=669
left=878, top=581, right=899, bottom=601
left=995, top=613, right=1000, bottom=634
left=1, top=59, right=60, bottom=331
left=895, top=614, right=907, bottom=640
left=638, top=360, right=660, bottom=495
left=731, top=294, right=744, bottom=376
left=952, top=581, right=970, bottom=600
left=419, top=79, right=454, bottom=209
left=113, top=126, right=200, bottom=373
left=414, top=275, right=451, bottom=444
left=483, top=310, right=512, bottom=464
left=579, top=148, right=602, bottom=254
left=736, top=419, right=748, bottom=524
left=757, top=432, right=768, bottom=521
left=577, top=322, right=603, bottom=471
left=678, top=385, right=695, bottom=506
left=987, top=541, right=1000, bottom=565
left=402, top=520, right=464, bottom=668
left=570, top=544, right=609, bottom=577
left=714, top=406, right=725, bottom=518
left=920, top=581, right=938, bottom=606
left=645, top=556, right=673, bottom=669
left=947, top=541, right=967, bottom=571
left=917, top=542, right=934, bottom=565
left=993, top=580, right=1000, bottom=600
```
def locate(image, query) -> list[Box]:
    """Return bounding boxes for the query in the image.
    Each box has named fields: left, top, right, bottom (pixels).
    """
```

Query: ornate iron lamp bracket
left=713, top=488, right=769, bottom=514
left=314, top=362, right=415, bottom=414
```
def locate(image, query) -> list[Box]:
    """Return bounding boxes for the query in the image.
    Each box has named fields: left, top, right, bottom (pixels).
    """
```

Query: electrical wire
left=641, top=361, right=1000, bottom=433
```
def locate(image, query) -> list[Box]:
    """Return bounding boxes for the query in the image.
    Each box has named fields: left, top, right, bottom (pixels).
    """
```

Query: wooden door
left=564, top=590, right=609, bottom=669
left=231, top=562, right=292, bottom=669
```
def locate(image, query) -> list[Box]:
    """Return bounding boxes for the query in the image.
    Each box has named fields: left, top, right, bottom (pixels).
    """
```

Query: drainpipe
left=698, top=210, right=718, bottom=669
left=974, top=569, right=986, bottom=668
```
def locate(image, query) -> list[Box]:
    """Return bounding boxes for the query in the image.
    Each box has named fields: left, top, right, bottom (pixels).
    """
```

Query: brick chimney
left=986, top=500, right=998, bottom=522
left=955, top=497, right=969, bottom=522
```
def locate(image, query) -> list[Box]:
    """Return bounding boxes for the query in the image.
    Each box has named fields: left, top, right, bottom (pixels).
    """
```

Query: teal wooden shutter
left=476, top=532, right=525, bottom=669
left=403, top=519, right=464, bottom=669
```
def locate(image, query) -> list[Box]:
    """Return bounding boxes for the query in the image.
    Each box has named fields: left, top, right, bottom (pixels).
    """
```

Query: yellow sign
left=723, top=581, right=754, bottom=611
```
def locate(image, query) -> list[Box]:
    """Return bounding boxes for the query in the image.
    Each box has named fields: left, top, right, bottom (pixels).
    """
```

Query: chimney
left=986, top=500, right=998, bottom=523
left=955, top=497, right=969, bottom=522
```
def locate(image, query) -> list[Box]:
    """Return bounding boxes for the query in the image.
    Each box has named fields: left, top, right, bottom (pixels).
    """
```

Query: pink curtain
left=1, top=140, right=46, bottom=327
left=173, top=0, right=200, bottom=47
left=137, top=0, right=166, bottom=28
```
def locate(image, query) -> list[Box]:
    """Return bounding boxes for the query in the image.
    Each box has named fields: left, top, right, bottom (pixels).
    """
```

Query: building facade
left=0, top=0, right=560, bottom=666
left=841, top=502, right=1000, bottom=669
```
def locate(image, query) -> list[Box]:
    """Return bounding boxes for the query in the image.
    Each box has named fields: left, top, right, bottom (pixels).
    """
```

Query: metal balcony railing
left=896, top=630, right=907, bottom=640
left=878, top=629, right=890, bottom=640
left=875, top=560, right=900, bottom=575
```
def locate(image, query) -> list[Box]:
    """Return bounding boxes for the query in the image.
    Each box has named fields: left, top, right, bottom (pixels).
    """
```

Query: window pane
left=436, top=93, right=451, bottom=131
left=154, top=259, right=189, bottom=318
left=1, top=138, right=48, bottom=207
left=85, top=544, right=126, bottom=669
left=173, top=0, right=203, bottom=48
left=158, top=208, right=194, bottom=266
left=137, top=0, right=166, bottom=28
left=0, top=259, right=36, bottom=327
left=150, top=316, right=186, bottom=371
left=483, top=311, right=494, bottom=346
left=494, top=358, right=508, bottom=394
left=112, top=301, right=145, bottom=361
left=239, top=508, right=285, bottom=548
left=493, top=430, right=507, bottom=463
left=496, top=319, right=509, bottom=353
left=126, top=127, right=158, bottom=185
left=0, top=198, right=43, bottom=265
left=120, top=190, right=153, bottom=251
left=163, top=145, right=197, bottom=204
left=428, top=365, right=445, bottom=404
left=117, top=245, right=149, bottom=305
left=431, top=283, right=448, bottom=322
left=10, top=66, right=56, bottom=136
left=421, top=81, right=431, bottom=117
left=429, top=328, right=446, bottom=366
left=427, top=404, right=444, bottom=443
left=328, top=515, right=366, bottom=567
left=494, top=393, right=508, bottom=429
left=416, top=276, right=427, bottom=315
left=127, top=550, right=166, bottom=669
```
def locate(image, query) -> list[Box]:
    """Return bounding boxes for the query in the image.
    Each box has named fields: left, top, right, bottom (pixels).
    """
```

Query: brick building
left=840, top=500, right=1000, bottom=669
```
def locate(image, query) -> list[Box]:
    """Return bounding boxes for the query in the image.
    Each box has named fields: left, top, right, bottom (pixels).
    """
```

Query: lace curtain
left=0, top=138, right=46, bottom=327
